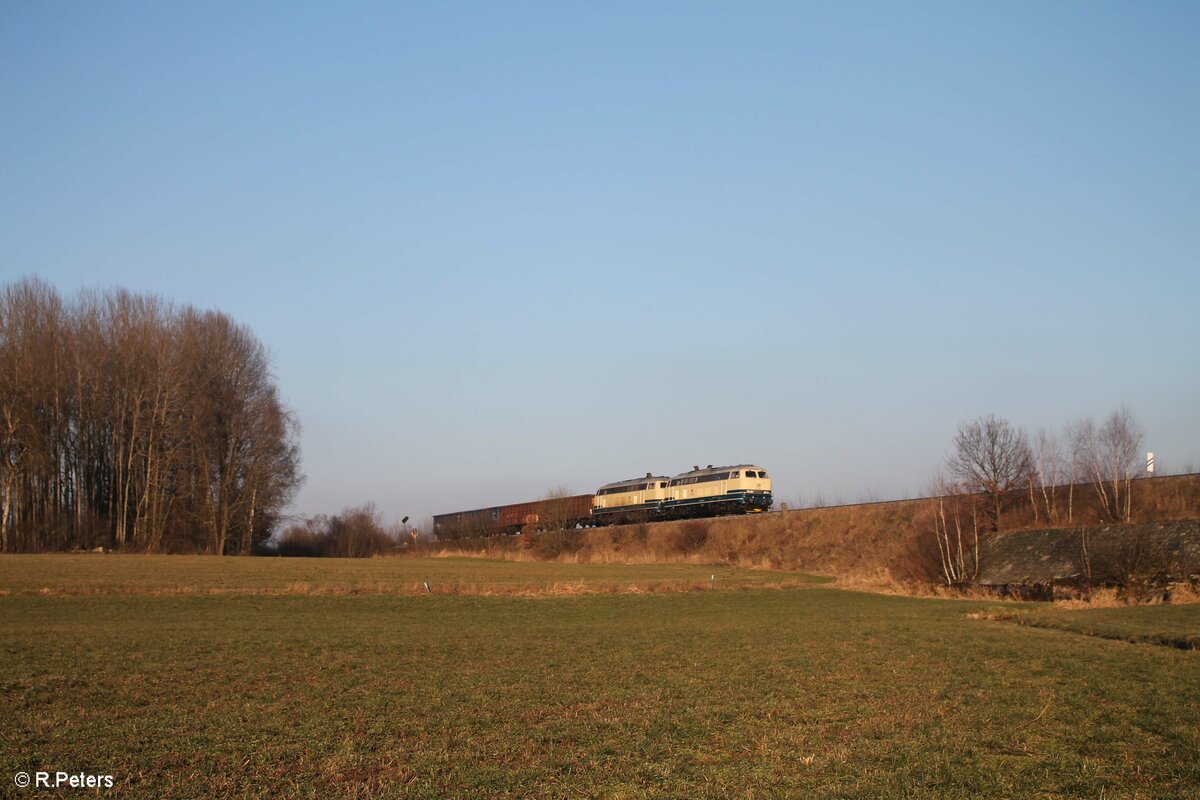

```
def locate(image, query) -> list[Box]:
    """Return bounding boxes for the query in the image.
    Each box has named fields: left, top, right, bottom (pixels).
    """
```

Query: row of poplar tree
left=0, top=278, right=302, bottom=553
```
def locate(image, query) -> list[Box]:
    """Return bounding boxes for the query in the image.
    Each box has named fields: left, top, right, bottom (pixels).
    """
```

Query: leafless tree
left=1076, top=406, right=1144, bottom=522
left=945, top=414, right=1034, bottom=531
left=538, top=485, right=579, bottom=531
left=927, top=472, right=983, bottom=585
left=1064, top=418, right=1098, bottom=523
left=0, top=285, right=29, bottom=552
left=1032, top=428, right=1063, bottom=524
left=535, top=485, right=580, bottom=556
left=328, top=503, right=394, bottom=557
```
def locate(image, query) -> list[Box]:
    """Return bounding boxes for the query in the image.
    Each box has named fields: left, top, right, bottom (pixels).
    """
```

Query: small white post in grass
left=423, top=581, right=431, bottom=594
left=710, top=574, right=715, bottom=589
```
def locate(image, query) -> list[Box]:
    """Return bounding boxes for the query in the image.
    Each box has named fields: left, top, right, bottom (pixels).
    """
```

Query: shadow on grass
left=972, top=604, right=1200, bottom=651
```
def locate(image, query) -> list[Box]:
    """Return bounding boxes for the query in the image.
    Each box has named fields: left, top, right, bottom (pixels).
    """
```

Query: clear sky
left=3, top=2, right=1198, bottom=526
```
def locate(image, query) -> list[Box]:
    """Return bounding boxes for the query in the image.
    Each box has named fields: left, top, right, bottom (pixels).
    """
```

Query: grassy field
left=2, top=557, right=1198, bottom=798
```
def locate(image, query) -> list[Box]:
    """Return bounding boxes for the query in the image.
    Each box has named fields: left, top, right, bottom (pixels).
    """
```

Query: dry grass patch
left=0, top=554, right=828, bottom=598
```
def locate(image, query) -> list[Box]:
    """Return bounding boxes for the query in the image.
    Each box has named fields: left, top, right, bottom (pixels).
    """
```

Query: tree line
left=0, top=278, right=302, bottom=553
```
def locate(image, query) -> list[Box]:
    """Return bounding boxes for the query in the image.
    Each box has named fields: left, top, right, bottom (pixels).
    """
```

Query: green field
left=2, top=557, right=1197, bottom=798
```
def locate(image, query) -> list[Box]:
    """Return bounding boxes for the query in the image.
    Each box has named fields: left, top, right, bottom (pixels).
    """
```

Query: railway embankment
left=434, top=474, right=1200, bottom=592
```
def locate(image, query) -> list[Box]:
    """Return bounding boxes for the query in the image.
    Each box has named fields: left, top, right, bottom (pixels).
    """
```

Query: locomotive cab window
left=731, top=471, right=740, bottom=478
left=745, top=470, right=757, bottom=478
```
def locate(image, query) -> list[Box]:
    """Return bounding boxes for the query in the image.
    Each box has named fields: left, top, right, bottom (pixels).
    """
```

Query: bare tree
left=535, top=485, right=581, bottom=557
left=1064, top=418, right=1097, bottom=524
left=329, top=503, right=394, bottom=557
left=1032, top=427, right=1063, bottom=524
left=0, top=285, right=29, bottom=552
left=946, top=414, right=1034, bottom=531
left=1078, top=406, right=1144, bottom=522
left=0, top=278, right=68, bottom=550
left=927, top=472, right=983, bottom=585
left=538, top=485, right=579, bottom=531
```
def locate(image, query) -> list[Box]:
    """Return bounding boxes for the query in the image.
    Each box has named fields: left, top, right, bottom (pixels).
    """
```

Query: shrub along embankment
left=432, top=474, right=1200, bottom=588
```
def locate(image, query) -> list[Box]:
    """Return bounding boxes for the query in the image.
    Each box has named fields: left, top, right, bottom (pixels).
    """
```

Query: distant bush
left=328, top=504, right=396, bottom=558
left=273, top=522, right=328, bottom=557
left=266, top=504, right=397, bottom=558
left=674, top=521, right=710, bottom=554
left=534, top=527, right=580, bottom=559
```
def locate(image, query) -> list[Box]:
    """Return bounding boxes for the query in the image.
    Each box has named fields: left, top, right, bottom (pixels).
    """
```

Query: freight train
left=433, top=464, right=772, bottom=540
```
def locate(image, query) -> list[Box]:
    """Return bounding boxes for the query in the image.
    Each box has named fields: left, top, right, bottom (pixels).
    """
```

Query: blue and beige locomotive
left=590, top=464, right=773, bottom=525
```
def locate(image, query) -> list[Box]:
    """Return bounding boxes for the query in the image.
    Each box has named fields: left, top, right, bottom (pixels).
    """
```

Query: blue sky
left=3, top=1, right=1198, bottom=525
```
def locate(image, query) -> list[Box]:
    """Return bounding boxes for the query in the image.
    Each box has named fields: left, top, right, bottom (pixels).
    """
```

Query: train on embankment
left=433, top=464, right=773, bottom=540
